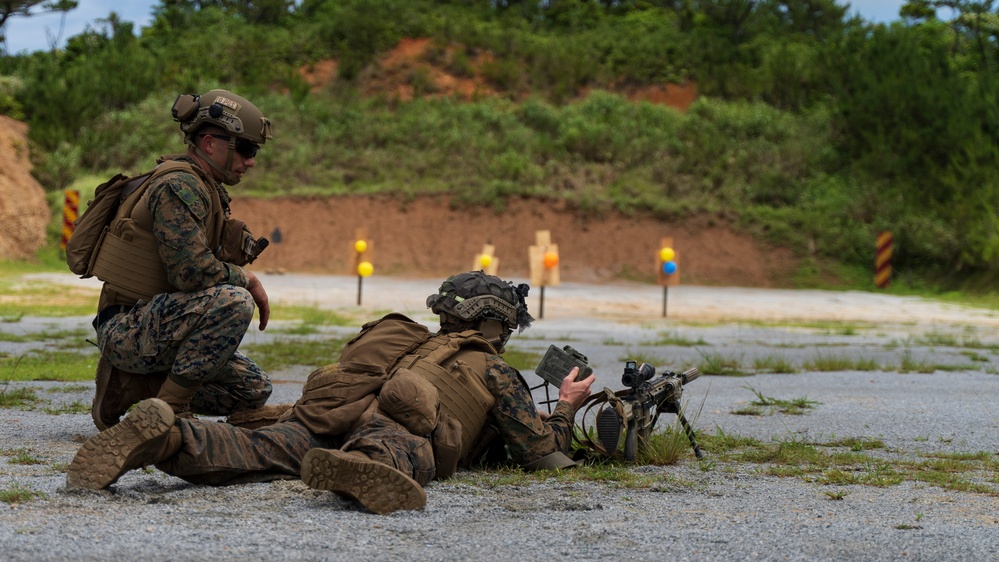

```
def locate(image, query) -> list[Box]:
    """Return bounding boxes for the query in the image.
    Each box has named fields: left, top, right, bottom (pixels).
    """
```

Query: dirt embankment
left=234, top=195, right=799, bottom=287
left=0, top=116, right=49, bottom=260
left=254, top=38, right=762, bottom=284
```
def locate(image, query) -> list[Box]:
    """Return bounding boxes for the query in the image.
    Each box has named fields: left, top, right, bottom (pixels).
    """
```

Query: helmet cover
left=172, top=89, right=272, bottom=144
left=426, top=271, right=533, bottom=335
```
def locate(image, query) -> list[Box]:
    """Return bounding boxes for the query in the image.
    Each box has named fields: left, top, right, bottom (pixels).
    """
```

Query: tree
left=0, top=0, right=77, bottom=48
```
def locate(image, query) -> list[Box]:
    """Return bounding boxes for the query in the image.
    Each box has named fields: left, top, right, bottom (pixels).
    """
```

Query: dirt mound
left=0, top=116, right=49, bottom=260
left=300, top=37, right=698, bottom=108
left=234, top=195, right=799, bottom=287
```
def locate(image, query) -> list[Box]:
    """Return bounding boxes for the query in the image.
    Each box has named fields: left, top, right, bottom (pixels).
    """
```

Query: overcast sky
left=3, top=1, right=914, bottom=55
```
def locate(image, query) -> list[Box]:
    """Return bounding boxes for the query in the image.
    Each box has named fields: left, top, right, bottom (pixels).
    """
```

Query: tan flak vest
left=394, top=328, right=496, bottom=457
left=289, top=314, right=497, bottom=461
left=92, top=158, right=224, bottom=309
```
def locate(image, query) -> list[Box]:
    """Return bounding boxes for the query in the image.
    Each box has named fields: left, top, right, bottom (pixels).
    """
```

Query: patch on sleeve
left=167, top=180, right=208, bottom=219
left=177, top=187, right=198, bottom=207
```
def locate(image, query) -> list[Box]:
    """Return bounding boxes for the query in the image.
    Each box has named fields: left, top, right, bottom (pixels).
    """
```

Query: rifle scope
left=622, top=361, right=655, bottom=388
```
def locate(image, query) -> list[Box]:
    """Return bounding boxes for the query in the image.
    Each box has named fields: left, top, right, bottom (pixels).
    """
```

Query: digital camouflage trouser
left=97, top=285, right=271, bottom=416
left=157, top=412, right=436, bottom=487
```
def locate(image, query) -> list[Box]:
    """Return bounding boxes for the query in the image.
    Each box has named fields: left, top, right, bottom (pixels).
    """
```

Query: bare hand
left=246, top=271, right=270, bottom=331
left=558, top=366, right=595, bottom=411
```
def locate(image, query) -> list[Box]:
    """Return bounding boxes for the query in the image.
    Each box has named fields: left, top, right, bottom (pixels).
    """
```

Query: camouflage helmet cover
left=171, top=89, right=272, bottom=144
left=426, top=271, right=533, bottom=334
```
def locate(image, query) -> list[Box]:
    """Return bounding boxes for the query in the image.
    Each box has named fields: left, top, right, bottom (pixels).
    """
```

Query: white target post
left=528, top=230, right=560, bottom=319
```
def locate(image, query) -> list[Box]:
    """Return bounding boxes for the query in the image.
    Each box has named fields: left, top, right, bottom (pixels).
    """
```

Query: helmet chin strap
left=191, top=138, right=240, bottom=186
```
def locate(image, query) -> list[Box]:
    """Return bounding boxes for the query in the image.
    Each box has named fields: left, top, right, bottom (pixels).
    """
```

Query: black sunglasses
left=202, top=134, right=260, bottom=159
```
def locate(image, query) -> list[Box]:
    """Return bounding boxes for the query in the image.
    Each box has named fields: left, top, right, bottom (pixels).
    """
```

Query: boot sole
left=67, top=398, right=175, bottom=490
left=301, top=449, right=426, bottom=514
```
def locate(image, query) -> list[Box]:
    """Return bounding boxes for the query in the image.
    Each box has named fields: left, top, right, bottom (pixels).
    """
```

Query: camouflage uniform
left=153, top=354, right=574, bottom=486
left=95, top=155, right=270, bottom=415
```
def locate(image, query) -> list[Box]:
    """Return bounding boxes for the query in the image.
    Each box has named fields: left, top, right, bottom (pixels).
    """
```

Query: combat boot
left=155, top=377, right=199, bottom=417
left=67, top=398, right=182, bottom=490
left=301, top=449, right=426, bottom=514
left=92, top=357, right=167, bottom=430
left=224, top=403, right=294, bottom=430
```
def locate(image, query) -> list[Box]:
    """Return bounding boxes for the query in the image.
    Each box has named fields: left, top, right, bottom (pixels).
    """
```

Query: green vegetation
left=1, top=1, right=998, bottom=290
left=5, top=449, right=45, bottom=465
left=0, top=484, right=44, bottom=504
left=456, top=427, right=997, bottom=498
left=500, top=348, right=544, bottom=371
left=0, top=385, right=43, bottom=408
left=751, top=353, right=798, bottom=374
left=41, top=399, right=90, bottom=415
left=268, top=305, right=355, bottom=328
left=642, top=330, right=708, bottom=347
left=267, top=305, right=357, bottom=336
left=733, top=386, right=819, bottom=416
left=636, top=424, right=700, bottom=466
left=241, top=335, right=351, bottom=372
left=0, top=351, right=97, bottom=382
left=896, top=349, right=937, bottom=374
left=696, top=349, right=747, bottom=376
left=698, top=430, right=998, bottom=496
left=803, top=352, right=881, bottom=372
left=0, top=247, right=98, bottom=318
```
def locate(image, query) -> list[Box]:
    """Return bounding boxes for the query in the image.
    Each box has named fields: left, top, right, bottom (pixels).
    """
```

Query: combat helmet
left=170, top=89, right=272, bottom=185
left=426, top=271, right=533, bottom=351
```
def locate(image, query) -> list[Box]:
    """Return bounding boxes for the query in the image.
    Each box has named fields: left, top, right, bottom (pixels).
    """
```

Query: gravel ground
left=2, top=274, right=998, bottom=561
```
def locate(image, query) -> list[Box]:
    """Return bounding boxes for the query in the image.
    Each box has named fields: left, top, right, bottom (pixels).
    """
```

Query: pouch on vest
left=217, top=218, right=269, bottom=266
left=378, top=368, right=439, bottom=436
left=403, top=349, right=494, bottom=453
left=430, top=414, right=463, bottom=479
left=66, top=172, right=151, bottom=277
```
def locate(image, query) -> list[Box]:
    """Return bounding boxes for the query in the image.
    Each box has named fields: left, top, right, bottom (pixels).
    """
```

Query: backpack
left=65, top=171, right=154, bottom=277
left=291, top=313, right=496, bottom=446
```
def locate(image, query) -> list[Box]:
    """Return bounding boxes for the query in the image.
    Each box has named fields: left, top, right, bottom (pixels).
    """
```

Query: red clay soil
left=233, top=195, right=799, bottom=287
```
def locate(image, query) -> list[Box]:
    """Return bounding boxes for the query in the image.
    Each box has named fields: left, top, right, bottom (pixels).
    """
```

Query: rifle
left=532, top=346, right=703, bottom=461
left=583, top=361, right=703, bottom=461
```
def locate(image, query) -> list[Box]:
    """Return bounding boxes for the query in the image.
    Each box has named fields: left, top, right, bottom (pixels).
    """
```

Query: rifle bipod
left=676, top=411, right=704, bottom=459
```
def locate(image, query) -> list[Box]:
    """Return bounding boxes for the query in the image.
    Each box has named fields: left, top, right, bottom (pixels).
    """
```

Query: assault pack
left=65, top=167, right=165, bottom=277
left=289, top=313, right=499, bottom=476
